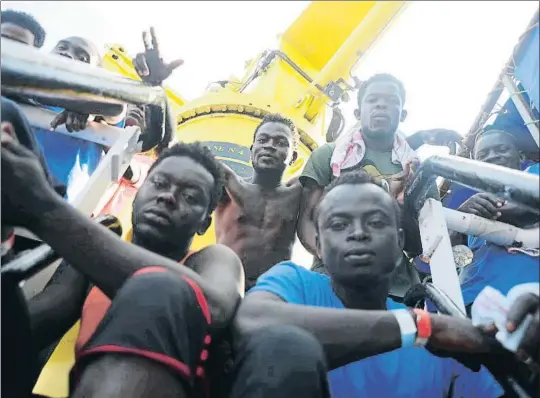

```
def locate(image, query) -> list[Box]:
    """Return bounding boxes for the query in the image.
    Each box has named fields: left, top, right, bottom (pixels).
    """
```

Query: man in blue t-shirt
left=236, top=171, right=503, bottom=398
left=455, top=129, right=539, bottom=307
left=34, top=36, right=127, bottom=200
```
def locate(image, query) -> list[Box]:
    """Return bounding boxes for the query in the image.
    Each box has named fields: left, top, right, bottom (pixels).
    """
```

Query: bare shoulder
left=186, top=244, right=244, bottom=290
left=187, top=244, right=241, bottom=270
left=284, top=175, right=300, bottom=187
left=283, top=176, right=302, bottom=192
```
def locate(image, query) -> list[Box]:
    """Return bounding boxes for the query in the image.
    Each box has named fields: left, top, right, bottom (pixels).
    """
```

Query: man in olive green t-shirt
left=297, top=73, right=460, bottom=295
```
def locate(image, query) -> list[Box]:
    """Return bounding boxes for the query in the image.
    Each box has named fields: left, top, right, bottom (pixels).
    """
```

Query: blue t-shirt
left=34, top=106, right=125, bottom=200
left=460, top=164, right=540, bottom=305
left=249, top=262, right=503, bottom=398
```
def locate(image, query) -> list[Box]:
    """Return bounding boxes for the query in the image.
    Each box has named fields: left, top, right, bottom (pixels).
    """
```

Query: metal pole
left=1, top=39, right=167, bottom=107
left=406, top=154, right=540, bottom=214
left=443, top=208, right=539, bottom=248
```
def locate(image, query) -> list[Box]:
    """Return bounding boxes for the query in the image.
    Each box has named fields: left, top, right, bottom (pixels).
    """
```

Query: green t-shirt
left=300, top=142, right=440, bottom=199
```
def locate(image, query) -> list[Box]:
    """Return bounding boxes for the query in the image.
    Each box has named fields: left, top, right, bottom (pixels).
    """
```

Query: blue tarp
left=443, top=19, right=539, bottom=209
left=491, top=91, right=539, bottom=154
left=514, top=23, right=539, bottom=112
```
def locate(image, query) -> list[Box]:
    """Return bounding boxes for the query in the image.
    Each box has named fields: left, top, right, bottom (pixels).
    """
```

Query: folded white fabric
left=471, top=283, right=539, bottom=353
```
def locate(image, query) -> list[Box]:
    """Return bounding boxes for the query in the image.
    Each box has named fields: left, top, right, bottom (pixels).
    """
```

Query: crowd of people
left=1, top=8, right=539, bottom=398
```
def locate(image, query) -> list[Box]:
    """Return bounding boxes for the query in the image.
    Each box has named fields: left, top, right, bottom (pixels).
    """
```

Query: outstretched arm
left=236, top=291, right=490, bottom=370
left=406, top=129, right=462, bottom=151
left=27, top=262, right=89, bottom=351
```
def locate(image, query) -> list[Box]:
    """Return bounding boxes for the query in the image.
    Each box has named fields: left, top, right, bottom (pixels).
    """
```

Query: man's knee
left=107, top=269, right=209, bottom=329
left=119, top=268, right=195, bottom=308
left=232, top=325, right=329, bottom=396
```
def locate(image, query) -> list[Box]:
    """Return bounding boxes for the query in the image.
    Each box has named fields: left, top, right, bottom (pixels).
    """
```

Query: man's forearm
left=406, top=131, right=425, bottom=151
left=27, top=262, right=88, bottom=351
left=222, top=167, right=245, bottom=207
left=32, top=195, right=222, bottom=303
left=236, top=298, right=402, bottom=370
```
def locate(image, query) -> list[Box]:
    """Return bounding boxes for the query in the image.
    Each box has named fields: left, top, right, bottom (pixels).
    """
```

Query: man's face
left=251, top=122, right=294, bottom=172
left=1, top=22, right=35, bottom=46
left=132, top=156, right=214, bottom=247
left=359, top=81, right=404, bottom=140
left=316, top=183, right=403, bottom=287
left=474, top=131, right=521, bottom=170
left=51, top=37, right=99, bottom=65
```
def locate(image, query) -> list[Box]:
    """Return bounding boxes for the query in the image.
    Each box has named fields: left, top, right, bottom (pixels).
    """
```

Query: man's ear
left=400, top=109, right=408, bottom=123
left=397, top=228, right=405, bottom=251
left=197, top=216, right=212, bottom=236
left=353, top=108, right=361, bottom=121
left=289, top=150, right=298, bottom=166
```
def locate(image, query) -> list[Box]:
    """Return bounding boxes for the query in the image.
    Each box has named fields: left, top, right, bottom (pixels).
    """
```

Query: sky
left=3, top=1, right=536, bottom=139
left=2, top=0, right=538, bottom=265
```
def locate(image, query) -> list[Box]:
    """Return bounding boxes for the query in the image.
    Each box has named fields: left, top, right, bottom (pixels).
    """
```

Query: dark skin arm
left=454, top=193, right=539, bottom=244
left=406, top=129, right=462, bottom=151
left=218, top=163, right=246, bottom=207
left=27, top=262, right=89, bottom=351
left=235, top=291, right=491, bottom=370
left=30, top=200, right=244, bottom=327
left=1, top=133, right=243, bottom=328
left=297, top=179, right=324, bottom=256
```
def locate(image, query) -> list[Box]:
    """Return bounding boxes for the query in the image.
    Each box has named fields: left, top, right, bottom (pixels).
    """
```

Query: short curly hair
left=253, top=113, right=299, bottom=151
left=473, top=127, right=518, bottom=150
left=314, top=170, right=402, bottom=230
left=357, top=73, right=406, bottom=106
left=1, top=10, right=46, bottom=48
left=148, top=142, right=224, bottom=213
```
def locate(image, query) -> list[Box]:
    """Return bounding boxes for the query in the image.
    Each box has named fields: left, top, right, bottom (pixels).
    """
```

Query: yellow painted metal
left=34, top=2, right=407, bottom=396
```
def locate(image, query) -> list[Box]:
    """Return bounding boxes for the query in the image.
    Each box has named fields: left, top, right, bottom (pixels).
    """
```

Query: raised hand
left=1, top=126, right=59, bottom=228
left=50, top=110, right=90, bottom=133
left=133, top=27, right=184, bottom=86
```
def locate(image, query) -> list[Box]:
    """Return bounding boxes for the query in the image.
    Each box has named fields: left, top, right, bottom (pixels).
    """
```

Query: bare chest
left=235, top=185, right=301, bottom=230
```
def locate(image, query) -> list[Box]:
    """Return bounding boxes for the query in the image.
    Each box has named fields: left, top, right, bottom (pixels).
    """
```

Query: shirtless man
left=215, top=113, right=302, bottom=290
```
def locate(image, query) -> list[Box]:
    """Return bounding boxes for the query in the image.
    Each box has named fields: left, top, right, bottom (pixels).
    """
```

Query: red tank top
left=75, top=251, right=194, bottom=352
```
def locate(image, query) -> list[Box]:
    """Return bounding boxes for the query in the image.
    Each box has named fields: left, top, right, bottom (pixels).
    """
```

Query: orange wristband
left=412, top=308, right=432, bottom=346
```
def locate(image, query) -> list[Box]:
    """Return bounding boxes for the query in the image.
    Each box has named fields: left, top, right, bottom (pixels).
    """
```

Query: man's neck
left=132, top=233, right=191, bottom=262
left=361, top=130, right=395, bottom=152
left=331, top=278, right=390, bottom=310
left=250, top=168, right=283, bottom=189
